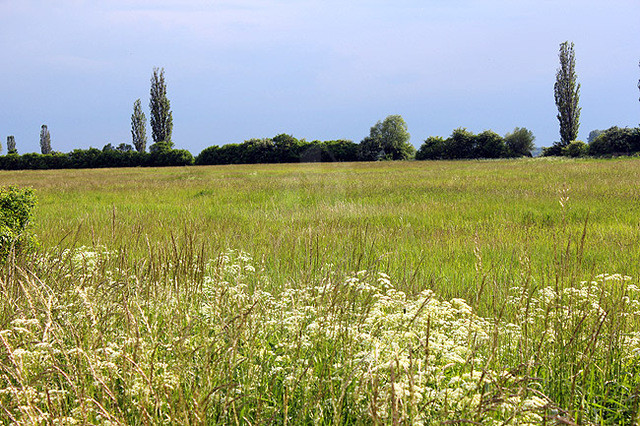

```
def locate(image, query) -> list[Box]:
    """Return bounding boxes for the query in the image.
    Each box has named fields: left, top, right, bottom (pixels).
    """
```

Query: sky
left=1, top=0, right=639, bottom=154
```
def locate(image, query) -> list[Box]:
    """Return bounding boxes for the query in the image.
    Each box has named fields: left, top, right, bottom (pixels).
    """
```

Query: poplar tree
left=554, top=41, right=581, bottom=146
left=131, top=98, right=147, bottom=152
left=7, top=136, right=16, bottom=154
left=40, top=125, right=52, bottom=154
left=149, top=67, right=173, bottom=149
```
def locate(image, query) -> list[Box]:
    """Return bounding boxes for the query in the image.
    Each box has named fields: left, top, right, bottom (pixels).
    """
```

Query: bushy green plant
left=415, top=136, right=446, bottom=160
left=2, top=246, right=638, bottom=424
left=588, top=126, right=640, bottom=157
left=504, top=127, right=535, bottom=157
left=359, top=115, right=414, bottom=161
left=0, top=186, right=37, bottom=261
left=563, top=140, right=588, bottom=157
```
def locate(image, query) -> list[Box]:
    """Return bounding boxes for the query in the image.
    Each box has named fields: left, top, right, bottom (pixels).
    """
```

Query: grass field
left=1, top=158, right=639, bottom=424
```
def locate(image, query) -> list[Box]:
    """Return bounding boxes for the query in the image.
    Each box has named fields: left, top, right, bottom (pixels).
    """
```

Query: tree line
left=540, top=42, right=640, bottom=157
left=1, top=46, right=639, bottom=170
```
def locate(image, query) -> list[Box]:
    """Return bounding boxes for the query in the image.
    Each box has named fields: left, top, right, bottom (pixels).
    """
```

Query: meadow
left=0, top=158, right=639, bottom=424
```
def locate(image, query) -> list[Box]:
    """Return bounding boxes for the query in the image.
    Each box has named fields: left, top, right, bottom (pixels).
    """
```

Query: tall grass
left=0, top=243, right=638, bottom=424
left=2, top=158, right=639, bottom=312
left=0, top=157, right=639, bottom=423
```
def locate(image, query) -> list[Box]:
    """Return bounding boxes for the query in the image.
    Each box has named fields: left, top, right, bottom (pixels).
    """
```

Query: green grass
left=3, top=158, right=640, bottom=311
left=0, top=158, right=639, bottom=424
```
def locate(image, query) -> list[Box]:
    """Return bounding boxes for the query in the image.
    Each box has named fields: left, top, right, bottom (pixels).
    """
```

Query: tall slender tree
left=39, top=125, right=52, bottom=154
left=131, top=98, right=147, bottom=152
left=149, top=67, right=173, bottom=149
left=7, top=136, right=16, bottom=154
left=554, top=41, right=581, bottom=146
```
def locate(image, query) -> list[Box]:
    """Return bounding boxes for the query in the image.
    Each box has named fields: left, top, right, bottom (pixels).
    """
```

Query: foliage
left=474, top=129, right=504, bottom=158
left=320, top=139, right=359, bottom=162
left=588, top=129, right=605, bottom=144
left=149, top=67, right=173, bottom=147
left=555, top=41, right=581, bottom=146
left=415, top=128, right=535, bottom=160
left=588, top=126, right=640, bottom=157
left=131, top=98, right=147, bottom=153
left=149, top=140, right=173, bottom=154
left=562, top=140, right=588, bottom=157
left=0, top=186, right=36, bottom=261
left=117, top=143, right=134, bottom=152
left=359, top=115, right=414, bottom=161
left=541, top=143, right=564, bottom=157
left=195, top=137, right=359, bottom=165
left=7, top=136, right=16, bottom=154
left=0, top=148, right=195, bottom=170
left=415, top=136, right=446, bottom=160
left=504, top=127, right=535, bottom=157
left=445, top=127, right=476, bottom=159
left=149, top=148, right=194, bottom=167
left=39, top=125, right=52, bottom=155
left=272, top=133, right=304, bottom=163
left=357, top=135, right=384, bottom=161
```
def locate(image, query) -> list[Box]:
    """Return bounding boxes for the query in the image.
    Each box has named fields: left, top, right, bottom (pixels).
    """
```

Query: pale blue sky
left=1, top=0, right=639, bottom=154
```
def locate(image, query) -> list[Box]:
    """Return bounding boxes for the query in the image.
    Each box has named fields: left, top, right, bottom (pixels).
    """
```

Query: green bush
left=0, top=186, right=37, bottom=261
left=562, top=140, right=588, bottom=157
left=588, top=126, right=640, bottom=157
left=415, top=136, right=446, bottom=160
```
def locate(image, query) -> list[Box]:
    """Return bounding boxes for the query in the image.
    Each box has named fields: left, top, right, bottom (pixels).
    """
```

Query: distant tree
left=588, top=126, right=640, bottom=156
left=7, top=136, right=16, bottom=154
left=541, top=144, right=564, bottom=157
left=504, top=127, right=535, bottom=157
left=587, top=129, right=604, bottom=144
left=415, top=136, right=446, bottom=160
left=563, top=140, right=587, bottom=157
left=445, top=128, right=475, bottom=159
left=474, top=130, right=505, bottom=158
left=554, top=41, right=581, bottom=146
left=149, top=140, right=172, bottom=154
left=357, top=136, right=384, bottom=161
left=102, top=143, right=115, bottom=152
left=272, top=133, right=303, bottom=163
left=149, top=67, right=173, bottom=150
left=242, top=138, right=275, bottom=163
left=39, top=125, right=52, bottom=154
left=131, top=98, right=147, bottom=152
left=359, top=115, right=414, bottom=161
left=322, top=140, right=358, bottom=162
left=117, top=143, right=134, bottom=152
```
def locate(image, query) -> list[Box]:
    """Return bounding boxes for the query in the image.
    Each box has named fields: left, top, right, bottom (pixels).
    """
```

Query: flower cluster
left=1, top=248, right=638, bottom=424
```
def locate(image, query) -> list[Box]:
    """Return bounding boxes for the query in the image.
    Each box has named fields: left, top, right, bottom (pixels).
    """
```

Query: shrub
left=320, top=139, right=359, bottom=162
left=474, top=129, right=506, bottom=158
left=588, top=126, right=640, bottom=157
left=562, top=140, right=587, bottom=157
left=542, top=143, right=565, bottom=157
left=0, top=186, right=37, bottom=261
left=416, top=136, right=446, bottom=160
left=445, top=127, right=475, bottom=159
left=149, top=149, right=194, bottom=167
left=504, top=127, right=535, bottom=157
